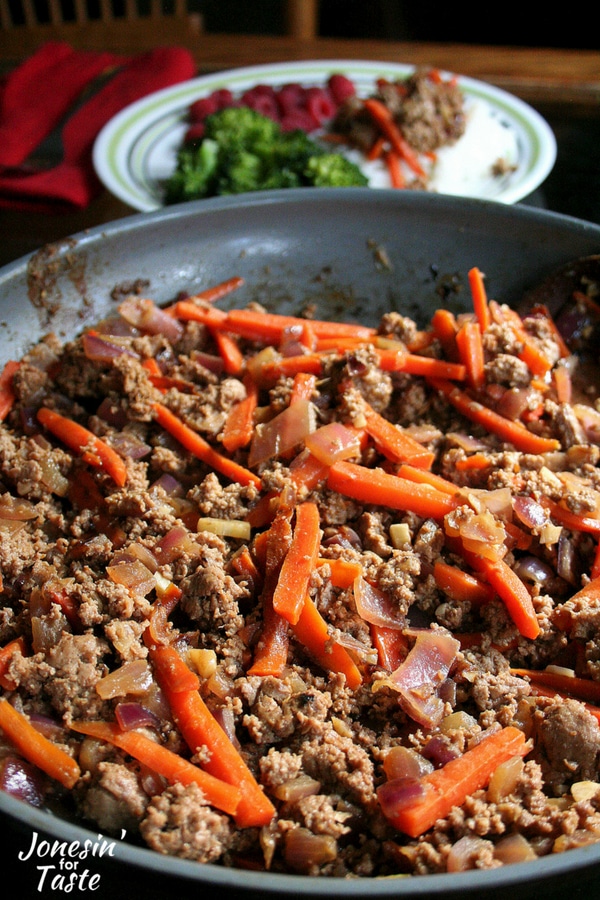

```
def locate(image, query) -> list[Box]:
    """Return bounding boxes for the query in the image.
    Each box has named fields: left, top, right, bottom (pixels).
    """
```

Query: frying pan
left=1, top=189, right=600, bottom=900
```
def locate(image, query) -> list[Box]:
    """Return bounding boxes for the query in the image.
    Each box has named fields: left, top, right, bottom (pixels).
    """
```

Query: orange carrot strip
left=377, top=349, right=466, bottom=381
left=186, top=276, right=245, bottom=305
left=379, top=725, right=528, bottom=837
left=248, top=509, right=293, bottom=677
left=0, top=698, right=81, bottom=789
left=292, top=593, right=362, bottom=689
left=0, top=360, right=20, bottom=422
left=152, top=402, right=261, bottom=489
left=528, top=303, right=570, bottom=358
left=490, top=302, right=553, bottom=377
left=428, top=378, right=560, bottom=454
left=468, top=555, right=540, bottom=639
left=224, top=308, right=375, bottom=344
left=553, top=363, right=572, bottom=404
left=289, top=449, right=331, bottom=492
left=0, top=636, right=27, bottom=690
left=455, top=319, right=485, bottom=390
left=510, top=667, right=600, bottom=704
left=363, top=97, right=426, bottom=178
left=522, top=682, right=600, bottom=724
left=209, top=327, right=244, bottom=375
left=433, top=560, right=495, bottom=606
left=272, top=501, right=322, bottom=625
left=71, top=719, right=240, bottom=817
left=261, top=353, right=328, bottom=380
left=221, top=377, right=258, bottom=454
left=468, top=266, right=491, bottom=331
left=385, top=148, right=406, bottom=188
left=171, top=301, right=229, bottom=326
left=431, top=308, right=459, bottom=361
left=148, top=644, right=274, bottom=825
left=541, top=498, right=600, bottom=535
left=361, top=401, right=435, bottom=469
left=37, top=407, right=128, bottom=487
left=317, top=557, right=362, bottom=589
left=395, top=463, right=458, bottom=495
left=289, top=372, right=317, bottom=405
left=367, top=135, right=386, bottom=161
left=593, top=541, right=600, bottom=580
left=327, top=460, right=458, bottom=520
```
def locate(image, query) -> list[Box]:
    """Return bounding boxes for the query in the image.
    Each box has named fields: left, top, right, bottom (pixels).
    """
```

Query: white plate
left=93, top=60, right=557, bottom=213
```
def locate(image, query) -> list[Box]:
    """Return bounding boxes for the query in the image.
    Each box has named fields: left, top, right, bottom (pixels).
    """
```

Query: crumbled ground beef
left=0, top=265, right=599, bottom=882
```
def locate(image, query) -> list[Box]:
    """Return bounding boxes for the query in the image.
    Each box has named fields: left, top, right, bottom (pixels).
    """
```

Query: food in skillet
left=0, top=265, right=600, bottom=876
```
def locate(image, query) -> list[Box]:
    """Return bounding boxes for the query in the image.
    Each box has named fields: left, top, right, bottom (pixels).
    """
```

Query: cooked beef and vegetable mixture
left=1, top=264, right=600, bottom=877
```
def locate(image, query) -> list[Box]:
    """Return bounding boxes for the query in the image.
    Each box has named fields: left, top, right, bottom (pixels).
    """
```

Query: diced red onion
left=353, top=576, right=405, bottom=629
left=283, top=828, right=338, bottom=872
left=118, top=297, right=184, bottom=345
left=115, top=701, right=159, bottom=731
left=108, top=431, right=151, bottom=460
left=191, top=350, right=225, bottom=375
left=0, top=755, right=46, bottom=807
left=421, top=735, right=461, bottom=767
left=383, top=745, right=434, bottom=781
left=513, top=495, right=549, bottom=529
left=514, top=555, right=555, bottom=586
left=153, top=526, right=199, bottom=564
left=304, top=422, right=362, bottom=466
left=447, top=834, right=492, bottom=872
left=82, top=332, right=138, bottom=362
left=248, top=398, right=315, bottom=467
left=377, top=776, right=426, bottom=822
left=149, top=473, right=184, bottom=497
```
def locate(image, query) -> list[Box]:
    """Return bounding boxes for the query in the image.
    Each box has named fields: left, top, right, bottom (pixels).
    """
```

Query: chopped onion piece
left=284, top=827, right=338, bottom=872
left=304, top=422, right=362, bottom=466
left=248, top=398, right=316, bottom=467
left=493, top=832, right=537, bottom=865
left=82, top=332, right=138, bottom=362
left=447, top=834, right=493, bottom=872
left=96, top=659, right=153, bottom=700
left=353, top=575, right=405, bottom=629
left=197, top=517, right=251, bottom=540
left=0, top=494, right=37, bottom=520
left=380, top=628, right=460, bottom=728
left=106, top=559, right=156, bottom=596
left=118, top=296, right=184, bottom=344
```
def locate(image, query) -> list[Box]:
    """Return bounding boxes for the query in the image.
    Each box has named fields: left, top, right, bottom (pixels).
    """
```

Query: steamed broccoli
left=164, top=106, right=367, bottom=204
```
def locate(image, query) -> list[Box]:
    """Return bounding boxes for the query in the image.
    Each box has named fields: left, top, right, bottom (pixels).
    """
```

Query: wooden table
left=0, top=35, right=599, bottom=268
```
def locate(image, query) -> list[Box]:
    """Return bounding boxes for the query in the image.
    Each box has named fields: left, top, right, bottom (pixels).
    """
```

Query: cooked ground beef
left=0, top=264, right=599, bottom=880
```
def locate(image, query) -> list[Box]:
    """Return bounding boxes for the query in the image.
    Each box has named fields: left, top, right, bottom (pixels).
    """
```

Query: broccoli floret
left=163, top=106, right=368, bottom=203
left=204, top=106, right=280, bottom=157
left=163, top=138, right=219, bottom=204
left=304, top=153, right=369, bottom=187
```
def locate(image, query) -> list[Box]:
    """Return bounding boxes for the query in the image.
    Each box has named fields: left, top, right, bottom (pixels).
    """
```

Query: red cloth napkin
left=0, top=42, right=196, bottom=213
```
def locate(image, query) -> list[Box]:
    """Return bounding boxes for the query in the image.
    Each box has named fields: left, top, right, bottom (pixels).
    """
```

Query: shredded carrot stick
left=171, top=301, right=229, bottom=326
left=248, top=509, right=293, bottom=677
left=528, top=303, right=571, bottom=358
left=510, top=667, right=600, bottom=704
left=395, top=463, right=458, bottom=495
left=468, top=266, right=491, bottom=332
left=291, top=593, right=362, bottom=689
left=378, top=725, right=529, bottom=837
left=209, top=327, right=244, bottom=375
left=0, top=698, right=81, bottom=789
left=385, top=148, right=406, bottom=188
left=289, top=449, right=331, bottom=492
left=316, top=557, right=363, bottom=589
left=221, top=376, right=258, bottom=453
left=593, top=541, right=600, bottom=580
left=377, top=350, right=467, bottom=381
left=149, top=643, right=274, bottom=826
left=152, top=402, right=261, bottom=489
left=428, top=378, right=560, bottom=454
left=367, top=135, right=386, bottom=161
left=433, top=560, right=495, bottom=606
left=541, top=498, right=600, bottom=535
left=490, top=301, right=553, bottom=377
left=327, top=460, right=458, bottom=520
left=0, top=360, right=20, bottom=422
left=71, top=719, right=241, bottom=817
left=362, top=97, right=426, bottom=178
left=361, top=401, right=435, bottom=469
left=0, top=636, right=27, bottom=690
left=468, top=555, right=540, bottom=640
left=431, top=308, right=459, bottom=361
left=260, top=352, right=328, bottom=380
left=455, top=319, right=485, bottom=390
left=37, top=406, right=128, bottom=487
left=553, top=363, right=572, bottom=403
left=224, top=308, right=375, bottom=345
left=289, top=372, right=317, bottom=405
left=520, top=682, right=600, bottom=724
left=186, top=276, right=245, bottom=305
left=272, top=501, right=321, bottom=625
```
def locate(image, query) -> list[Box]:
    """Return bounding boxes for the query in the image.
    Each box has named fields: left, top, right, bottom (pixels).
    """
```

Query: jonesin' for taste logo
left=18, top=830, right=126, bottom=892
